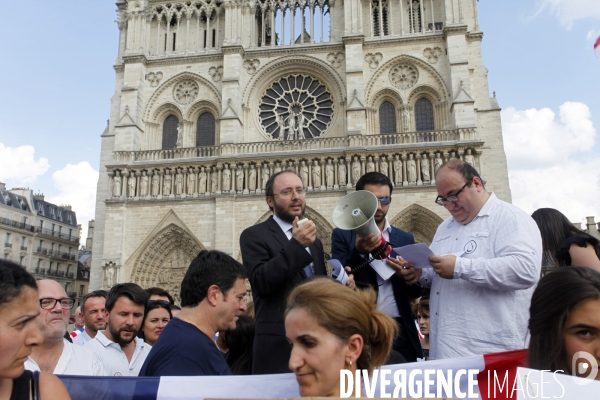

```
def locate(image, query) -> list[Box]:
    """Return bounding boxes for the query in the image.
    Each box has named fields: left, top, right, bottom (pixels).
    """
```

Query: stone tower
left=90, top=0, right=510, bottom=291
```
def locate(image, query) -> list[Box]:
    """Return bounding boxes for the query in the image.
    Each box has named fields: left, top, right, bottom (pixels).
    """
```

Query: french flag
left=57, top=349, right=599, bottom=399
left=595, top=36, right=600, bottom=60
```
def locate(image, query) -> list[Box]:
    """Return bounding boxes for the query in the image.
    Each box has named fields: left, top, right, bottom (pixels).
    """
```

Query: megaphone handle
left=348, top=239, right=394, bottom=275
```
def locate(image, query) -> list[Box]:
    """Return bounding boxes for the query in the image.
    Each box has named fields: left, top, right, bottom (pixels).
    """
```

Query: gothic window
left=379, top=102, right=396, bottom=134
left=162, top=115, right=179, bottom=149
left=373, top=0, right=389, bottom=36
left=415, top=98, right=434, bottom=131
left=196, top=112, right=216, bottom=147
left=409, top=0, right=422, bottom=33
left=259, top=75, right=334, bottom=140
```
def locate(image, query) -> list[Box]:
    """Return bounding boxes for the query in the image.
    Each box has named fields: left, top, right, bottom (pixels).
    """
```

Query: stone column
left=401, top=154, right=408, bottom=186
left=416, top=154, right=423, bottom=186
left=429, top=153, right=436, bottom=185
left=107, top=171, right=115, bottom=198
left=360, top=156, right=366, bottom=176
left=346, top=157, right=352, bottom=188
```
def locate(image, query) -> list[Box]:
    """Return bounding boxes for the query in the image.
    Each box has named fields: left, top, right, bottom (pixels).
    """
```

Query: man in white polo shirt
left=86, top=283, right=151, bottom=376
left=25, top=280, right=106, bottom=376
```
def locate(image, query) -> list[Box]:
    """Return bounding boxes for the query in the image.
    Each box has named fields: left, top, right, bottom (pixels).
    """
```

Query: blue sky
left=0, top=0, right=599, bottom=236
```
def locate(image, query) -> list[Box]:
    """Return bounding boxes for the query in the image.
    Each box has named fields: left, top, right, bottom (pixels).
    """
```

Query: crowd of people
left=1, top=159, right=600, bottom=399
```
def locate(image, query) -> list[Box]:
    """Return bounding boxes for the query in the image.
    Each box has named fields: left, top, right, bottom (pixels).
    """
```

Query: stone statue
left=211, top=169, right=218, bottom=193
left=287, top=113, right=296, bottom=141
left=407, top=154, right=417, bottom=183
left=274, top=162, right=282, bottom=174
left=380, top=157, right=389, bottom=178
left=325, top=159, right=334, bottom=187
left=176, top=122, right=183, bottom=148
left=140, top=172, right=149, bottom=197
left=297, top=113, right=307, bottom=140
left=175, top=171, right=184, bottom=195
left=434, top=153, right=443, bottom=175
left=402, top=107, right=410, bottom=132
left=222, top=165, right=231, bottom=192
left=366, top=156, right=375, bottom=173
left=262, top=163, right=270, bottom=189
left=351, top=157, right=361, bottom=184
left=236, top=166, right=244, bottom=191
left=393, top=155, right=402, bottom=184
left=300, top=161, right=309, bottom=188
left=248, top=165, right=257, bottom=191
left=278, top=113, right=287, bottom=140
left=465, top=149, right=475, bottom=168
left=105, top=263, right=115, bottom=288
left=151, top=172, right=160, bottom=196
left=421, top=156, right=430, bottom=182
left=312, top=160, right=322, bottom=188
left=113, top=172, right=122, bottom=197
left=127, top=175, right=136, bottom=197
left=338, top=159, right=347, bottom=186
left=187, top=168, right=196, bottom=194
left=199, top=167, right=207, bottom=194
left=163, top=173, right=172, bottom=195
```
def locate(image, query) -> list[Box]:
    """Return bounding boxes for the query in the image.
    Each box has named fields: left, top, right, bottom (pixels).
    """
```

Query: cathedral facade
left=90, top=0, right=510, bottom=294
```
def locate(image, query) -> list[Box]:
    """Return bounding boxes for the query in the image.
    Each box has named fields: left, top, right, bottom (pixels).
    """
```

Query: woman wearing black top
left=0, top=260, right=71, bottom=400
left=532, top=208, right=600, bottom=272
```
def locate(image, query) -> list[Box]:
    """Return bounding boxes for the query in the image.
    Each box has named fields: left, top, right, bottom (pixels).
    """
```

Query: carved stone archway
left=390, top=204, right=444, bottom=246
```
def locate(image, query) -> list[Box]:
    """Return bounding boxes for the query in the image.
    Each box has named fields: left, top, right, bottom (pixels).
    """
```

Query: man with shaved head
left=24, top=279, right=106, bottom=376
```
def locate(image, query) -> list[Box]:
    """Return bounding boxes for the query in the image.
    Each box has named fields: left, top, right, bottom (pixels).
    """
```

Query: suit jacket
left=240, top=216, right=327, bottom=374
left=331, top=226, right=423, bottom=360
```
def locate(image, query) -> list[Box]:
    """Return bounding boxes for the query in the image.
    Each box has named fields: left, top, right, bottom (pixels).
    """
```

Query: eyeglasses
left=40, top=298, right=75, bottom=310
left=435, top=179, right=473, bottom=206
left=273, top=188, right=306, bottom=197
left=377, top=196, right=392, bottom=206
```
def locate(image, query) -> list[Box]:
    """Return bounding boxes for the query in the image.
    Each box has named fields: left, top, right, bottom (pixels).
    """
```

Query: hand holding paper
left=392, top=243, right=435, bottom=269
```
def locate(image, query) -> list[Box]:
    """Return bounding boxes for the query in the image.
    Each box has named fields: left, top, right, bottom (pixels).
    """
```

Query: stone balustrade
left=113, top=129, right=474, bottom=163
left=106, top=144, right=483, bottom=201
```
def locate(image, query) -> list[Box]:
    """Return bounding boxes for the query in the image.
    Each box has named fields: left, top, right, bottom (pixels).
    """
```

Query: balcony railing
left=34, top=227, right=79, bottom=244
left=4, top=243, right=11, bottom=248
left=112, top=129, right=478, bottom=163
left=35, top=247, right=48, bottom=255
left=0, top=217, right=34, bottom=232
left=20, top=246, right=27, bottom=251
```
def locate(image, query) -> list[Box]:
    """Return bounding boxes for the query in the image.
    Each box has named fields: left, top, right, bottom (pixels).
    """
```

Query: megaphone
left=332, top=191, right=392, bottom=266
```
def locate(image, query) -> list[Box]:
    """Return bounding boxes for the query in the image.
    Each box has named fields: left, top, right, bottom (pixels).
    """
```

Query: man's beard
left=108, top=324, right=138, bottom=346
left=374, top=210, right=387, bottom=224
left=273, top=201, right=305, bottom=223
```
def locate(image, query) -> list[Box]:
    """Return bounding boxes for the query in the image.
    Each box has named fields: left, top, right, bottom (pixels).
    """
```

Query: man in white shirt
left=86, top=283, right=151, bottom=376
left=73, top=290, right=107, bottom=345
left=26, top=280, right=106, bottom=376
left=399, top=159, right=542, bottom=359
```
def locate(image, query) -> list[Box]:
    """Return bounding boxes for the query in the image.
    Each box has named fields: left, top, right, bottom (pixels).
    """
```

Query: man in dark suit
left=240, top=170, right=327, bottom=374
left=331, top=172, right=424, bottom=362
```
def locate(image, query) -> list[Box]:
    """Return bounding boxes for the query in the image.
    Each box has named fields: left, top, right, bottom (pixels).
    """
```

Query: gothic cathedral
left=90, top=0, right=510, bottom=293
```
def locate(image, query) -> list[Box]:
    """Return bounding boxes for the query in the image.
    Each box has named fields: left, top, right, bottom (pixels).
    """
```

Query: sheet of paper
left=369, top=258, right=396, bottom=281
left=327, top=259, right=349, bottom=285
left=393, top=243, right=435, bottom=269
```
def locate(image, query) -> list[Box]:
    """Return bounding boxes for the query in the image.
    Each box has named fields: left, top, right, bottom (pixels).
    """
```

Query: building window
left=19, top=256, right=25, bottom=265
left=415, top=98, right=434, bottom=131
left=409, top=0, right=422, bottom=34
left=372, top=0, right=389, bottom=36
left=162, top=115, right=179, bottom=149
left=196, top=113, right=216, bottom=147
left=79, top=285, right=85, bottom=296
left=5, top=233, right=10, bottom=244
left=379, top=102, right=397, bottom=134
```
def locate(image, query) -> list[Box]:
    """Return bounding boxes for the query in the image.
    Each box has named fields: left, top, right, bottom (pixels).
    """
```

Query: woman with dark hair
left=528, top=266, right=600, bottom=380
left=413, top=297, right=430, bottom=360
left=285, top=279, right=397, bottom=397
left=225, top=315, right=255, bottom=375
left=0, top=260, right=71, bottom=399
left=531, top=208, right=600, bottom=271
left=138, top=300, right=172, bottom=346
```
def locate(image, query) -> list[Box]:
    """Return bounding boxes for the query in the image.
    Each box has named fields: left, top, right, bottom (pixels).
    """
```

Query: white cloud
left=46, top=162, right=99, bottom=244
left=0, top=143, right=50, bottom=186
left=535, top=0, right=600, bottom=30
left=502, top=101, right=600, bottom=224
left=588, top=28, right=600, bottom=41
left=502, top=102, right=595, bottom=170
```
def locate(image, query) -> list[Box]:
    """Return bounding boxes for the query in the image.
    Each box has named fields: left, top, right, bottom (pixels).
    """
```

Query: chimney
left=33, top=192, right=44, bottom=201
left=574, top=222, right=582, bottom=230
left=0, top=182, right=6, bottom=190
left=586, top=217, right=600, bottom=239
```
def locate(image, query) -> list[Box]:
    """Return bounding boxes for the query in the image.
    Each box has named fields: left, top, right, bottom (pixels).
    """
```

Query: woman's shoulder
left=562, top=234, right=599, bottom=249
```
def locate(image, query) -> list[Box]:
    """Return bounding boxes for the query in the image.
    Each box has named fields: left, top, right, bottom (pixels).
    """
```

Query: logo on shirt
left=464, top=240, right=477, bottom=254
left=114, top=372, right=122, bottom=376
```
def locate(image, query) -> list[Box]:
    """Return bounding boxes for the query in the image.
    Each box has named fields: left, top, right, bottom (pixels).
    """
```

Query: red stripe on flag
left=477, top=349, right=528, bottom=400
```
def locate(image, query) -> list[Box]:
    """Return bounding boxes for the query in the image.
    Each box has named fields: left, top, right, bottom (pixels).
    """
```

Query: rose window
left=389, top=64, right=419, bottom=89
left=173, top=80, right=199, bottom=105
left=259, top=75, right=334, bottom=140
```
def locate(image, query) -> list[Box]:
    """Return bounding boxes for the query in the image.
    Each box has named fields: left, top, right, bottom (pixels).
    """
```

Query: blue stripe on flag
left=57, top=375, right=160, bottom=400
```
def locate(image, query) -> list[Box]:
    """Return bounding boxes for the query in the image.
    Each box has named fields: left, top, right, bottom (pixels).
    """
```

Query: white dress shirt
left=25, top=339, right=106, bottom=376
left=72, top=329, right=92, bottom=345
left=369, top=220, right=400, bottom=318
left=85, top=330, right=151, bottom=376
left=420, top=193, right=542, bottom=359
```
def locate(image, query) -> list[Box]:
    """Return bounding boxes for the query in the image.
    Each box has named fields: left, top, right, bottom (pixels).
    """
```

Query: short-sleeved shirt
left=25, top=339, right=106, bottom=376
left=556, top=234, right=600, bottom=266
left=139, top=317, right=232, bottom=377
